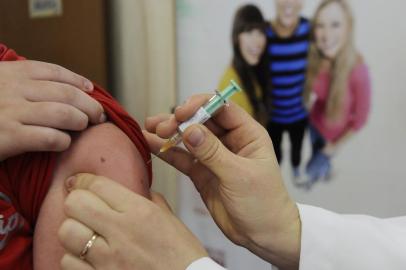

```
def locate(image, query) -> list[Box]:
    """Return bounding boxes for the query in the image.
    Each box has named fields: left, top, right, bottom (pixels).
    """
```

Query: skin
left=59, top=175, right=208, bottom=270
left=34, top=123, right=150, bottom=270
left=315, top=2, right=349, bottom=60
left=315, top=2, right=353, bottom=155
left=238, top=29, right=266, bottom=66
left=59, top=96, right=301, bottom=270
left=274, top=0, right=303, bottom=37
left=0, top=60, right=105, bottom=161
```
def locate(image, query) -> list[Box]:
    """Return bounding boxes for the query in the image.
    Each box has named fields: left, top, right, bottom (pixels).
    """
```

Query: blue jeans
left=309, top=125, right=326, bottom=156
left=306, top=125, right=331, bottom=180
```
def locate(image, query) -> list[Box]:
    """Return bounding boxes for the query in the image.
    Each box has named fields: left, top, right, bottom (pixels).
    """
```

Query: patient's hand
left=0, top=60, right=105, bottom=161
left=33, top=122, right=150, bottom=269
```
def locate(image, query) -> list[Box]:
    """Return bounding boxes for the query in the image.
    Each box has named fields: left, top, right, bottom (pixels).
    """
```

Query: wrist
left=246, top=197, right=301, bottom=270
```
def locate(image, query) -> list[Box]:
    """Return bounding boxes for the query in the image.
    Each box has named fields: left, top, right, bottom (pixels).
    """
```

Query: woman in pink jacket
left=304, top=0, right=371, bottom=185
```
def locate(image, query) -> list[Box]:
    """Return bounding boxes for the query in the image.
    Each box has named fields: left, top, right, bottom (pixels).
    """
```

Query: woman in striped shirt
left=266, top=0, right=310, bottom=179
left=304, top=0, right=371, bottom=184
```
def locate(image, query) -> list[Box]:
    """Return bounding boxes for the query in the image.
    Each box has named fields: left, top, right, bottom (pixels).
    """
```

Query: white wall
left=289, top=0, right=406, bottom=217
left=177, top=0, right=406, bottom=219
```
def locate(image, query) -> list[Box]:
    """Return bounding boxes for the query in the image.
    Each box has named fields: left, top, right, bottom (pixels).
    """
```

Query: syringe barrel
left=161, top=80, right=242, bottom=153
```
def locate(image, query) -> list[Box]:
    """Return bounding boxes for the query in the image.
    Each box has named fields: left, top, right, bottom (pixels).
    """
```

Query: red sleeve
left=0, top=44, right=25, bottom=61
left=350, top=63, right=372, bottom=131
left=0, top=154, right=55, bottom=270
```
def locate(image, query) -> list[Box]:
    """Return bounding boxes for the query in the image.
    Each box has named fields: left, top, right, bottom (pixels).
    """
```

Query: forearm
left=246, top=199, right=301, bottom=270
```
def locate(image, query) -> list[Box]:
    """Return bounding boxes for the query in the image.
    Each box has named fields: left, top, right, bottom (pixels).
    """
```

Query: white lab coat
left=186, top=204, right=406, bottom=270
left=298, top=204, right=406, bottom=269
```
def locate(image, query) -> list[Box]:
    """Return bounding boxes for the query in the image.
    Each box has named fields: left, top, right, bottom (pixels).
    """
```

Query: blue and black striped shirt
left=266, top=18, right=311, bottom=124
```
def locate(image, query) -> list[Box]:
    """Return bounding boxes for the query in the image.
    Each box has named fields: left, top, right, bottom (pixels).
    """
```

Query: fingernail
left=84, top=80, right=94, bottom=92
left=99, top=112, right=107, bottom=123
left=186, top=127, right=205, bottom=147
left=65, top=176, right=76, bottom=192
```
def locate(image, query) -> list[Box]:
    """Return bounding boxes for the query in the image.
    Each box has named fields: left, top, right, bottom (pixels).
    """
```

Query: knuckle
left=54, top=105, right=74, bottom=124
left=75, top=115, right=89, bottom=130
left=40, top=131, right=63, bottom=150
left=96, top=241, right=111, bottom=259
left=199, top=137, right=221, bottom=165
left=140, top=204, right=156, bottom=219
left=64, top=191, right=83, bottom=215
left=83, top=99, right=103, bottom=124
left=2, top=79, right=23, bottom=98
left=19, top=60, right=35, bottom=74
left=48, top=63, right=63, bottom=79
left=61, top=85, right=79, bottom=104
left=57, top=219, right=73, bottom=243
left=95, top=102, right=104, bottom=117
left=50, top=101, right=90, bottom=130
left=5, top=121, right=20, bottom=135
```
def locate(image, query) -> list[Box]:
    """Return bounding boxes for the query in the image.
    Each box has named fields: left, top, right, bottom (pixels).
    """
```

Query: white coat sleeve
left=186, top=257, right=227, bottom=270
left=298, top=204, right=406, bottom=270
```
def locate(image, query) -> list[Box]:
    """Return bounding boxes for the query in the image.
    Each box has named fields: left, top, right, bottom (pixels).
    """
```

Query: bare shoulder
left=33, top=122, right=150, bottom=270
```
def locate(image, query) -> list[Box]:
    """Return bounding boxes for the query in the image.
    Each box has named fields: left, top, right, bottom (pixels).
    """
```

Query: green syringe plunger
left=203, top=80, right=242, bottom=115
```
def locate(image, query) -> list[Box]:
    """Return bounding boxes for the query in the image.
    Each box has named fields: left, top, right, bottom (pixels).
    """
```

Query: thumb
left=182, top=124, right=236, bottom=178
left=65, top=173, right=97, bottom=193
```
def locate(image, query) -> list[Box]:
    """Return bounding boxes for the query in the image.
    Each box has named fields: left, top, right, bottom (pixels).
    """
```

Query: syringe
left=151, top=80, right=242, bottom=160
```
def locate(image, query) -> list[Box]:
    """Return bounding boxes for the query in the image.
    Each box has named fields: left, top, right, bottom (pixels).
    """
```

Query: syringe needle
left=147, top=149, right=164, bottom=164
left=147, top=156, right=156, bottom=164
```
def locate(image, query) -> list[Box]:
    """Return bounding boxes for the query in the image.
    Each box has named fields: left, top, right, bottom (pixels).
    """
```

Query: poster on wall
left=29, top=0, right=63, bottom=18
left=176, top=0, right=406, bottom=269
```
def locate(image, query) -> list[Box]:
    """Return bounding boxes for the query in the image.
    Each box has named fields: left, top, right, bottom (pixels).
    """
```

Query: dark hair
left=232, top=4, right=267, bottom=118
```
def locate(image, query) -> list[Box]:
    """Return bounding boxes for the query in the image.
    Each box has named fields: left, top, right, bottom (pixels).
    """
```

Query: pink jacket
left=310, top=63, right=371, bottom=142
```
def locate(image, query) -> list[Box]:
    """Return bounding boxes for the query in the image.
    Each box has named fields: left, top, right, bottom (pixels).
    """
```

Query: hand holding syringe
left=150, top=80, right=241, bottom=161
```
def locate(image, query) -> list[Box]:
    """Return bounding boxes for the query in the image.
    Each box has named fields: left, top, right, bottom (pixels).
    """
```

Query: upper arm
left=33, top=122, right=150, bottom=269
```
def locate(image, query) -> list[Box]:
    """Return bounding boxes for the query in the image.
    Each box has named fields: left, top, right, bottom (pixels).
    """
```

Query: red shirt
left=310, top=63, right=371, bottom=142
left=0, top=44, right=152, bottom=270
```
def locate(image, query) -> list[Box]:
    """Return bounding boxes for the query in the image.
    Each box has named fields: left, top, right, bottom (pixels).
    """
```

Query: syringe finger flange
left=214, top=89, right=228, bottom=105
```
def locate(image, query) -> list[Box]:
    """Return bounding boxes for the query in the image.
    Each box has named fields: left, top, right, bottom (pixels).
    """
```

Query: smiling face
left=275, top=0, right=303, bottom=28
left=314, top=2, right=349, bottom=60
left=238, top=29, right=267, bottom=66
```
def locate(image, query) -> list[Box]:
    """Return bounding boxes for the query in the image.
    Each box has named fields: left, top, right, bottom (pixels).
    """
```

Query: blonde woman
left=304, top=0, right=371, bottom=183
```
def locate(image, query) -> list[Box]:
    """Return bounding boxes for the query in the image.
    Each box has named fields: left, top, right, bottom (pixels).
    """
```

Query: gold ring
left=79, top=233, right=98, bottom=260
